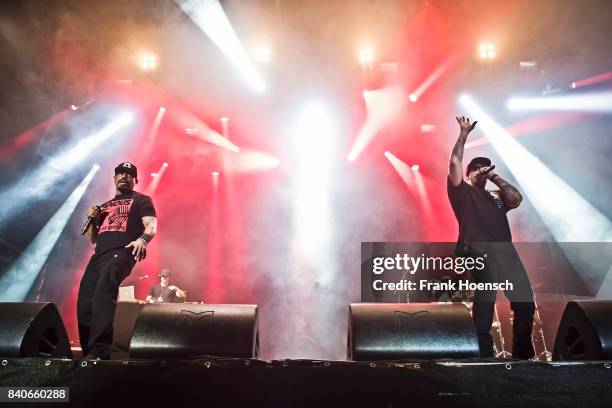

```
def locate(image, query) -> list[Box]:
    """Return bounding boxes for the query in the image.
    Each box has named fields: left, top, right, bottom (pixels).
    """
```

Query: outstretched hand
left=126, top=239, right=147, bottom=261
left=456, top=116, right=477, bottom=133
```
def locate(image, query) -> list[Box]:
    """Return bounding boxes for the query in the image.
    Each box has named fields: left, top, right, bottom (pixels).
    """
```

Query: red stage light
left=569, top=71, right=612, bottom=89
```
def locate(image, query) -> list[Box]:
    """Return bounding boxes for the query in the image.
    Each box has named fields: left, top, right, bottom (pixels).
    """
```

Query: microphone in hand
left=81, top=205, right=100, bottom=235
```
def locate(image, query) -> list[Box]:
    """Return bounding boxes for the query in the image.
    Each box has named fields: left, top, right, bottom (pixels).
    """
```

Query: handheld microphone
left=81, top=206, right=100, bottom=235
left=481, top=164, right=496, bottom=174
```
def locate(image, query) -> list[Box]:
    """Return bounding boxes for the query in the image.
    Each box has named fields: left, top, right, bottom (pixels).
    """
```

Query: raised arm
left=449, top=116, right=478, bottom=187
left=488, top=173, right=523, bottom=209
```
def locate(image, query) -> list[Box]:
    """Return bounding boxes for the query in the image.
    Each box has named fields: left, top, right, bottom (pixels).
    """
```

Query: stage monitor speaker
left=0, top=302, right=72, bottom=358
left=129, top=303, right=259, bottom=359
left=112, top=301, right=145, bottom=353
left=553, top=300, right=612, bottom=361
left=348, top=303, right=479, bottom=361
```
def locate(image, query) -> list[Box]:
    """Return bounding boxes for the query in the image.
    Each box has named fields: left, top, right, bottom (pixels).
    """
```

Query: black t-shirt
left=447, top=178, right=512, bottom=244
left=95, top=190, right=156, bottom=255
left=148, top=284, right=182, bottom=303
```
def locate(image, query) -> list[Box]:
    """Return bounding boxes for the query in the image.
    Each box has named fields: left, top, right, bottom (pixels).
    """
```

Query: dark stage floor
left=1, top=357, right=611, bottom=407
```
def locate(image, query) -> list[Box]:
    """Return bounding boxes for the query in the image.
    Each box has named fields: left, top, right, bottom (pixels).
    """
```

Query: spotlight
left=359, top=46, right=374, bottom=66
left=569, top=71, right=612, bottom=90
left=145, top=162, right=169, bottom=195
left=348, top=85, right=405, bottom=161
left=220, top=116, right=229, bottom=122
left=137, top=51, right=158, bottom=71
left=0, top=165, right=99, bottom=301
left=292, top=101, right=335, bottom=259
left=70, top=104, right=79, bottom=111
left=212, top=171, right=220, bottom=176
left=420, top=124, right=436, bottom=133
left=460, top=94, right=612, bottom=242
left=408, top=56, right=455, bottom=102
left=478, top=42, right=496, bottom=60
left=507, top=92, right=612, bottom=112
left=228, top=149, right=279, bottom=173
left=411, top=164, right=420, bottom=171
left=519, top=61, right=538, bottom=71
left=174, top=0, right=265, bottom=93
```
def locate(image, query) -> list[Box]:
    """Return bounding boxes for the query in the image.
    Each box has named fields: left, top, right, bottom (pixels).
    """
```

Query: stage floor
left=1, top=357, right=611, bottom=407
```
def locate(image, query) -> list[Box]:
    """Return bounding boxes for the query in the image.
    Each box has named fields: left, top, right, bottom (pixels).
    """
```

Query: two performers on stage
left=75, top=116, right=536, bottom=360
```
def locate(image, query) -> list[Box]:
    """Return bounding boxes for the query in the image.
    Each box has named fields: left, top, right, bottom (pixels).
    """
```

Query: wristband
left=139, top=233, right=153, bottom=244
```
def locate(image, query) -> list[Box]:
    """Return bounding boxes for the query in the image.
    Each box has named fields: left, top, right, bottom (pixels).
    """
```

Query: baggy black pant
left=469, top=242, right=535, bottom=359
left=76, top=248, right=135, bottom=358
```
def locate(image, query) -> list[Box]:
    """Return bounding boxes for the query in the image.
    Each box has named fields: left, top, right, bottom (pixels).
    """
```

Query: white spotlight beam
left=142, top=107, right=167, bottom=157
left=175, top=0, right=265, bottom=93
left=145, top=162, right=169, bottom=196
left=293, top=102, right=334, bottom=262
left=49, top=112, right=134, bottom=169
left=0, top=165, right=100, bottom=301
left=507, top=92, right=612, bottom=112
left=409, top=56, right=455, bottom=102
left=460, top=94, right=612, bottom=242
left=0, top=112, right=134, bottom=227
left=348, top=86, right=405, bottom=161
left=384, top=151, right=413, bottom=187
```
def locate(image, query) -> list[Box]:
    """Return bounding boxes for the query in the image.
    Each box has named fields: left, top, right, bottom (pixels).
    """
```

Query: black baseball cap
left=114, top=162, right=138, bottom=179
left=466, top=157, right=491, bottom=176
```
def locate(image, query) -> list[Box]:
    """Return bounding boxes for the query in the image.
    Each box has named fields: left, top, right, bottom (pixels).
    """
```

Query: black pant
left=469, top=242, right=535, bottom=359
left=77, top=248, right=135, bottom=358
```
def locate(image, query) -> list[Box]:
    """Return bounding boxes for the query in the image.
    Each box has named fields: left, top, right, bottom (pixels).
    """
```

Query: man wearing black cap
left=77, top=162, right=157, bottom=359
left=145, top=269, right=186, bottom=303
left=447, top=117, right=535, bottom=359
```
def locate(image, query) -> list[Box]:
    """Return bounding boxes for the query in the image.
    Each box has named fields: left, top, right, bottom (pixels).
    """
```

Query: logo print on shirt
left=98, top=199, right=134, bottom=233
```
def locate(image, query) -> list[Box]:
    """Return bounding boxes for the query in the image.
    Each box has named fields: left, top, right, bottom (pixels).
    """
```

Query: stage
left=1, top=357, right=611, bottom=407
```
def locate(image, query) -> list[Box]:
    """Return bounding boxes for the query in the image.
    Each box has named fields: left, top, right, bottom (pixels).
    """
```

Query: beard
left=117, top=182, right=133, bottom=193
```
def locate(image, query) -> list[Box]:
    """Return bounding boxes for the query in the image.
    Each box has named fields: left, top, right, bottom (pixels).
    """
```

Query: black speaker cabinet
left=112, top=301, right=145, bottom=353
left=348, top=303, right=479, bottom=360
left=553, top=300, right=612, bottom=361
left=129, top=303, right=259, bottom=359
left=0, top=302, right=72, bottom=358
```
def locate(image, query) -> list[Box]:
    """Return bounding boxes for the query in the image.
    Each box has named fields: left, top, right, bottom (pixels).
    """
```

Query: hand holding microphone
left=81, top=205, right=100, bottom=235
left=476, top=165, right=496, bottom=181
